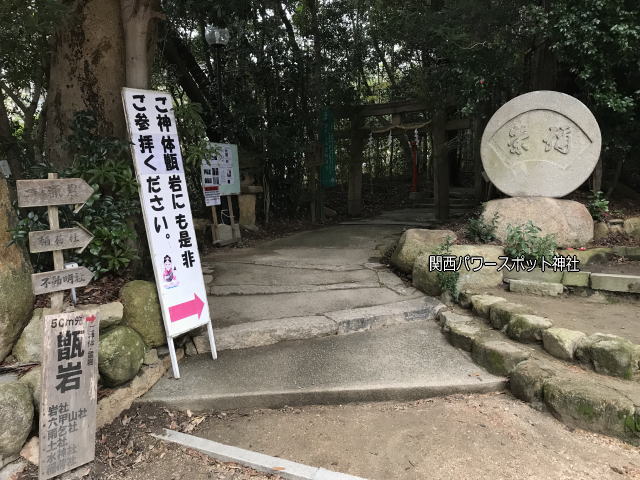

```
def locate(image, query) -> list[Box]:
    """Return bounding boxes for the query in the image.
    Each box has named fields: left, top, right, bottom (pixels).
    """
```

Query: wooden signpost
left=17, top=173, right=94, bottom=311
left=16, top=173, right=99, bottom=480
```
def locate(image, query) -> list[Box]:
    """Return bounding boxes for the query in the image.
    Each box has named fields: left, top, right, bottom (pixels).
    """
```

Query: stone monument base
left=482, top=197, right=594, bottom=248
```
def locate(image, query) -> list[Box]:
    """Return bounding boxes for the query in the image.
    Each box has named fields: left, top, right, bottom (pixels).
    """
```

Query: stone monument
left=480, top=91, right=600, bottom=247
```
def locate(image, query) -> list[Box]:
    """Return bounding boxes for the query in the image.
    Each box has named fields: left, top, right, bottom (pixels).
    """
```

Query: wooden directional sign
left=17, top=178, right=94, bottom=208
left=28, top=224, right=94, bottom=254
left=31, top=267, right=93, bottom=295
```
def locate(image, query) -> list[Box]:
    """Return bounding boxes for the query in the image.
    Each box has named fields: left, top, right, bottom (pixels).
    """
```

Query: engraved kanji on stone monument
left=480, top=91, right=601, bottom=198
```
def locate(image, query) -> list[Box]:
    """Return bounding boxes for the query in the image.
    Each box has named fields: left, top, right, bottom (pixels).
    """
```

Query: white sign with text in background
left=122, top=87, right=217, bottom=378
left=201, top=143, right=240, bottom=207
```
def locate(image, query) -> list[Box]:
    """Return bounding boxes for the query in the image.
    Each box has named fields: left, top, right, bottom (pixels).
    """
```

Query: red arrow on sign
left=169, top=293, right=205, bottom=323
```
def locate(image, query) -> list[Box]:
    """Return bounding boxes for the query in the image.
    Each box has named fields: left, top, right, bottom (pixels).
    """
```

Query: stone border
left=190, top=297, right=445, bottom=354
left=152, top=428, right=366, bottom=480
left=456, top=292, right=640, bottom=380
left=436, top=308, right=640, bottom=441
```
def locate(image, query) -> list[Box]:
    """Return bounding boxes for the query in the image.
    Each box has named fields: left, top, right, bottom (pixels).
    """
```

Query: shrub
left=433, top=236, right=459, bottom=301
left=587, top=191, right=610, bottom=222
left=465, top=212, right=499, bottom=243
left=504, top=221, right=557, bottom=263
left=10, top=111, right=140, bottom=277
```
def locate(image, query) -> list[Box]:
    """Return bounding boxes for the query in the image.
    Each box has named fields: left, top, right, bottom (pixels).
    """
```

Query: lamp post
left=205, top=26, right=230, bottom=141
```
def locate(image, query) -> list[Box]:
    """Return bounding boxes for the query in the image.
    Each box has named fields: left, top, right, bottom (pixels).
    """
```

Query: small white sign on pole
left=122, top=87, right=217, bottom=378
left=201, top=143, right=240, bottom=206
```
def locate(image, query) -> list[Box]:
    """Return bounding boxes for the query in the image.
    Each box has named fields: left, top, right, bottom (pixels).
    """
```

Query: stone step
left=140, top=322, right=506, bottom=411
left=192, top=296, right=446, bottom=354
left=436, top=309, right=640, bottom=441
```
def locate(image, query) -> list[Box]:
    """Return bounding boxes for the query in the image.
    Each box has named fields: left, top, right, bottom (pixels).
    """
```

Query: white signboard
left=122, top=87, right=217, bottom=377
left=202, top=143, right=240, bottom=202
left=39, top=310, right=99, bottom=480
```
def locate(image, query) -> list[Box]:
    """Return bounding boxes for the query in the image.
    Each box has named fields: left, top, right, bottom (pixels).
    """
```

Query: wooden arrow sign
left=17, top=178, right=94, bottom=208
left=31, top=266, right=93, bottom=295
left=28, top=224, right=94, bottom=254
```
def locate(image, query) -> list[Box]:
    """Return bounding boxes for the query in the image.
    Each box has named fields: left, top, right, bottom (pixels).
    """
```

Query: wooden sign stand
left=17, top=173, right=99, bottom=480
left=47, top=173, right=64, bottom=312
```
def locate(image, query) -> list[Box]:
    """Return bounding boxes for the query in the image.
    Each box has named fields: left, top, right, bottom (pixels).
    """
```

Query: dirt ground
left=16, top=405, right=278, bottom=480
left=484, top=286, right=640, bottom=344
left=195, top=392, right=640, bottom=480
left=15, top=392, right=640, bottom=480
left=587, top=259, right=640, bottom=275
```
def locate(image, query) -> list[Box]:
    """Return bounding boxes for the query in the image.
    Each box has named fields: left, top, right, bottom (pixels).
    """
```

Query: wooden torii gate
left=332, top=99, right=479, bottom=222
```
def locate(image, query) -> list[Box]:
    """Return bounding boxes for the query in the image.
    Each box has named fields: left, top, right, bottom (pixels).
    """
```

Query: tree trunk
left=45, top=0, right=126, bottom=169
left=121, top=0, right=162, bottom=89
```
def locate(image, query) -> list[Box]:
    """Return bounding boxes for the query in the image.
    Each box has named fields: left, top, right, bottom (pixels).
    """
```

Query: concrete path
left=142, top=322, right=505, bottom=410
left=202, top=225, right=417, bottom=329
left=143, top=224, right=506, bottom=410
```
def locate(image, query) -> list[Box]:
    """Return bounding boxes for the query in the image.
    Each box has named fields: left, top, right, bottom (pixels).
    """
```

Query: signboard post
left=201, top=143, right=241, bottom=245
left=38, top=310, right=99, bottom=479
left=122, top=87, right=217, bottom=379
left=17, top=173, right=94, bottom=311
left=16, top=174, right=99, bottom=479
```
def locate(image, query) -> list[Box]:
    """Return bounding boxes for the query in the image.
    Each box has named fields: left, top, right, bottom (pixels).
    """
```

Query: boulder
left=120, top=280, right=166, bottom=348
left=0, top=382, right=34, bottom=457
left=542, top=328, right=586, bottom=361
left=413, top=245, right=504, bottom=296
left=575, top=333, right=639, bottom=379
left=390, top=229, right=456, bottom=273
left=12, top=308, right=51, bottom=363
left=452, top=245, right=504, bottom=293
left=79, top=302, right=123, bottom=331
left=482, top=197, right=594, bottom=248
left=543, top=374, right=636, bottom=438
left=0, top=179, right=34, bottom=362
left=505, top=314, right=553, bottom=343
left=98, top=326, right=146, bottom=387
left=18, top=366, right=41, bottom=411
left=510, top=359, right=557, bottom=404
left=489, top=302, right=532, bottom=330
left=624, top=217, right=640, bottom=240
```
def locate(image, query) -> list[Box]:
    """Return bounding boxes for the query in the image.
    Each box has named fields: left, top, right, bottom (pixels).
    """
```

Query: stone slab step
left=193, top=297, right=446, bottom=353
left=437, top=308, right=640, bottom=441
left=140, top=323, right=506, bottom=411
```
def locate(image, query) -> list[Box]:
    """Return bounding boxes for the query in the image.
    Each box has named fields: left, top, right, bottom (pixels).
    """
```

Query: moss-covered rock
left=505, top=314, right=553, bottom=343
left=413, top=245, right=504, bottom=296
left=120, top=280, right=165, bottom=348
left=542, top=328, right=586, bottom=361
left=543, top=374, right=637, bottom=439
left=12, top=308, right=51, bottom=363
left=439, top=311, right=488, bottom=352
left=489, top=302, right=532, bottom=330
left=98, top=326, right=146, bottom=387
left=576, top=334, right=639, bottom=379
left=18, top=366, right=41, bottom=411
left=0, top=181, right=35, bottom=363
left=390, top=229, right=457, bottom=273
left=0, top=382, right=34, bottom=456
left=79, top=302, right=124, bottom=331
left=510, top=359, right=557, bottom=404
left=470, top=295, right=507, bottom=319
left=624, top=217, right=640, bottom=240
left=471, top=337, right=530, bottom=376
